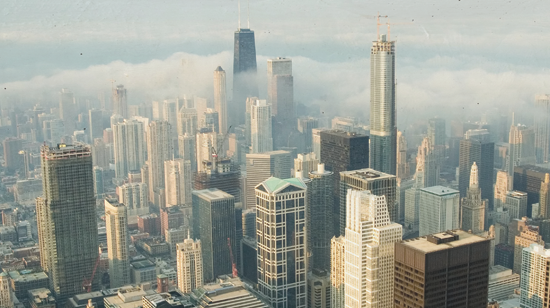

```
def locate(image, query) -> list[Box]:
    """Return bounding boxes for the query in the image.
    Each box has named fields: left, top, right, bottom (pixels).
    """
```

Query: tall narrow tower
left=177, top=233, right=203, bottom=294
left=213, top=67, right=228, bottom=134
left=232, top=23, right=258, bottom=127
left=112, top=119, right=146, bottom=179
left=369, top=34, right=397, bottom=175
left=112, top=85, right=128, bottom=119
left=105, top=198, right=130, bottom=288
left=36, top=144, right=98, bottom=305
left=146, top=121, right=172, bottom=205
left=250, top=99, right=273, bottom=153
left=461, top=162, right=487, bottom=234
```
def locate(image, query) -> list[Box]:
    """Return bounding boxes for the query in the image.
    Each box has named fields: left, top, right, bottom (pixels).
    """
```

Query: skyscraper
left=36, top=144, right=98, bottom=304
left=176, top=234, right=203, bottom=294
left=177, top=108, right=198, bottom=136
left=369, top=34, right=396, bottom=175
left=520, top=244, right=550, bottom=307
left=267, top=57, right=295, bottom=149
left=146, top=121, right=172, bottom=205
left=494, top=170, right=513, bottom=208
left=250, top=99, right=273, bottom=153
left=112, top=119, right=146, bottom=179
left=344, top=189, right=402, bottom=307
left=112, top=85, right=128, bottom=119
left=461, top=162, right=487, bottom=234
left=418, top=186, right=460, bottom=236
left=59, top=88, right=76, bottom=134
left=118, top=182, right=149, bottom=219
left=295, top=152, right=319, bottom=179
left=256, top=177, right=307, bottom=308
left=232, top=27, right=258, bottom=127
left=540, top=173, right=550, bottom=219
left=193, top=158, right=242, bottom=203
left=396, top=130, right=410, bottom=180
left=3, top=137, right=23, bottom=172
left=535, top=95, right=550, bottom=164
left=394, top=230, right=491, bottom=307
left=509, top=124, right=536, bottom=175
left=514, top=227, right=544, bottom=275
left=196, top=131, right=218, bottom=172
left=214, top=66, right=228, bottom=134
left=192, top=188, right=236, bottom=282
left=178, top=133, right=197, bottom=172
left=88, top=109, right=104, bottom=141
left=427, top=117, right=446, bottom=164
left=105, top=198, right=130, bottom=288
left=459, top=135, right=494, bottom=207
left=330, top=236, right=345, bottom=308
left=513, top=165, right=550, bottom=212
left=416, top=136, right=439, bottom=187
left=164, top=159, right=192, bottom=207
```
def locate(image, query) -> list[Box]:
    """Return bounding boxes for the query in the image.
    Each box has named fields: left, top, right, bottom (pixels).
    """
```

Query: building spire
left=247, top=0, right=250, bottom=28
left=238, top=0, right=241, bottom=29
left=469, top=162, right=479, bottom=189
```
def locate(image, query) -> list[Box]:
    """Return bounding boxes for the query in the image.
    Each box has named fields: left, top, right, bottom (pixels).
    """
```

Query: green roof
left=258, top=177, right=306, bottom=194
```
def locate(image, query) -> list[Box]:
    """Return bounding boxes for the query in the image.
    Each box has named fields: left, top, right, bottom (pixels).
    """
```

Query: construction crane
left=82, top=254, right=101, bottom=293
left=361, top=13, right=388, bottom=40
left=210, top=126, right=232, bottom=172
left=227, top=238, right=238, bottom=278
left=385, top=20, right=414, bottom=41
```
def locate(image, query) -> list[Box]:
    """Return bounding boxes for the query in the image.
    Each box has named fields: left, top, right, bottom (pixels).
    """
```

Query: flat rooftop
left=420, top=185, right=459, bottom=196
left=193, top=188, right=234, bottom=200
left=340, top=168, right=394, bottom=180
left=400, top=230, right=489, bottom=253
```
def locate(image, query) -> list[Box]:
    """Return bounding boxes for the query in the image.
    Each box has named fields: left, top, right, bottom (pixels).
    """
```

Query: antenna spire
left=247, top=0, right=250, bottom=28
left=238, top=0, right=241, bottom=29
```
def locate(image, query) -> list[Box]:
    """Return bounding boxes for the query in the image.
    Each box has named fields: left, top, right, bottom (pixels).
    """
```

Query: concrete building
left=196, top=131, right=218, bottom=173
left=105, top=199, right=130, bottom=288
left=428, top=117, right=446, bottom=165
left=330, top=236, right=345, bottom=308
left=164, top=159, right=192, bottom=208
left=396, top=131, right=410, bottom=181
left=165, top=228, right=187, bottom=257
left=307, top=269, right=330, bottom=308
left=461, top=162, right=487, bottom=234
left=514, top=227, right=544, bottom=274
left=0, top=273, right=12, bottom=308
left=112, top=85, right=128, bottom=119
left=535, top=95, right=550, bottom=164
left=514, top=165, right=550, bottom=215
left=8, top=270, right=49, bottom=300
left=495, top=170, right=513, bottom=208
left=369, top=34, right=396, bottom=175
left=177, top=108, right=198, bottom=137
left=295, top=152, right=319, bottom=178
left=118, top=182, right=149, bottom=222
left=160, top=206, right=187, bottom=238
left=189, top=277, right=268, bottom=307
left=112, top=119, right=146, bottom=179
left=213, top=66, right=228, bottom=135
left=256, top=177, right=307, bottom=308
left=394, top=230, right=491, bottom=307
left=163, top=100, right=178, bottom=139
left=488, top=265, right=520, bottom=302
left=178, top=133, right=197, bottom=172
left=146, top=121, right=172, bottom=205
left=59, top=88, right=75, bottom=134
left=36, top=144, right=99, bottom=305
left=416, top=136, right=439, bottom=187
left=418, top=186, right=460, bottom=236
left=28, top=288, right=55, bottom=308
left=520, top=243, right=550, bottom=308
left=344, top=189, right=402, bottom=307
left=176, top=234, right=203, bottom=294
left=3, top=137, right=23, bottom=172
left=505, top=191, right=529, bottom=220
left=250, top=99, right=273, bottom=154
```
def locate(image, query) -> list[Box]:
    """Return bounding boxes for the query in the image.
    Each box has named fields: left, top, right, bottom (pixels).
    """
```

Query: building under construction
left=194, top=158, right=241, bottom=203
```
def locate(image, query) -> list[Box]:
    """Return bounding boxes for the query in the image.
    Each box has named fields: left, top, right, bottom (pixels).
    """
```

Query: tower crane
left=210, top=126, right=232, bottom=171
left=227, top=238, right=238, bottom=278
left=82, top=254, right=101, bottom=292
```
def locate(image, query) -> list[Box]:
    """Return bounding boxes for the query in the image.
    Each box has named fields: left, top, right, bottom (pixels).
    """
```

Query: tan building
left=213, top=66, right=228, bottom=135
left=307, top=269, right=330, bottom=308
left=164, top=159, right=192, bottom=208
left=0, top=273, right=12, bottom=308
left=105, top=198, right=130, bottom=287
left=330, top=236, right=345, bottom=308
left=176, top=234, right=202, bottom=294
left=514, top=227, right=544, bottom=274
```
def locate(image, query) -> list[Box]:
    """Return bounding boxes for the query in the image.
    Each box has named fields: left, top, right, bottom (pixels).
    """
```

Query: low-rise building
left=488, top=265, right=520, bottom=302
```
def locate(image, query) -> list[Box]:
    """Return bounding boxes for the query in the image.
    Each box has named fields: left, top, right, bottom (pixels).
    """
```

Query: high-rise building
left=344, top=189, right=402, bottom=307
left=418, top=186, right=460, bottom=236
left=428, top=117, right=446, bottom=165
left=396, top=130, right=410, bottom=180
left=118, top=182, right=149, bottom=219
left=514, top=165, right=550, bottom=213
left=194, top=96, right=209, bottom=129
left=112, top=119, right=146, bottom=179
left=294, top=152, right=319, bottom=177
left=36, top=144, right=98, bottom=304
left=176, top=234, right=203, bottom=294
left=160, top=206, right=186, bottom=238
left=3, top=137, right=23, bottom=172
left=163, top=100, right=178, bottom=139
left=394, top=230, right=491, bottom=307
left=330, top=236, right=345, bottom=308
left=307, top=164, right=334, bottom=271
left=0, top=273, right=12, bottom=308
left=339, top=169, right=397, bottom=234
left=178, top=133, right=197, bottom=172
left=504, top=190, right=528, bottom=220
left=194, top=158, right=242, bottom=203
left=459, top=135, right=495, bottom=207
left=520, top=243, right=550, bottom=307
left=307, top=269, right=330, bottom=308
left=416, top=136, right=439, bottom=187
left=232, top=27, right=258, bottom=127
left=535, top=95, right=550, bottom=164
left=250, top=99, right=273, bottom=153
left=244, top=150, right=292, bottom=209
left=164, top=159, right=192, bottom=208
left=509, top=124, right=536, bottom=175
left=495, top=170, right=513, bottom=208
left=196, top=131, right=218, bottom=173
left=540, top=173, right=550, bottom=219
left=43, top=119, right=64, bottom=145
left=214, top=66, right=228, bottom=134
left=88, top=109, right=104, bottom=141
left=204, top=108, right=220, bottom=133
left=177, top=108, right=198, bottom=136
left=112, top=85, right=128, bottom=119
left=256, top=177, right=307, bottom=308
left=104, top=198, right=130, bottom=288
left=461, top=162, right=487, bottom=234
left=59, top=88, right=76, bottom=134
left=268, top=58, right=295, bottom=149
left=513, top=226, right=544, bottom=274
left=192, top=188, right=236, bottom=282
left=146, top=121, right=172, bottom=205
left=369, top=34, right=396, bottom=175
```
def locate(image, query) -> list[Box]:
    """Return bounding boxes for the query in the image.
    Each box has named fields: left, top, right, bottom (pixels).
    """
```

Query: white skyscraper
left=163, top=99, right=178, bottom=138
left=295, top=152, right=319, bottom=177
left=164, top=159, right=192, bottom=207
left=419, top=186, right=460, bottom=236
left=461, top=162, right=487, bottom=234
left=535, top=95, right=550, bottom=164
left=112, top=119, right=146, bottom=179
left=112, top=85, right=128, bottom=119
left=118, top=182, right=149, bottom=218
left=105, top=199, right=130, bottom=288
left=177, top=108, right=198, bottom=137
left=146, top=121, right=172, bottom=204
left=520, top=243, right=550, bottom=308
left=494, top=170, right=513, bottom=208
left=177, top=233, right=203, bottom=294
left=214, top=66, right=228, bottom=134
left=344, top=189, right=402, bottom=308
left=195, top=131, right=218, bottom=172
left=250, top=99, right=273, bottom=153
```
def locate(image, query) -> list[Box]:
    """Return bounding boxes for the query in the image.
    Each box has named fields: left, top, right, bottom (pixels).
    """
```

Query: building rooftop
left=245, top=150, right=290, bottom=158
left=8, top=270, right=48, bottom=282
left=507, top=190, right=528, bottom=198
left=340, top=168, right=394, bottom=181
left=320, top=129, right=367, bottom=138
left=130, top=259, right=155, bottom=270
left=191, top=277, right=268, bottom=307
left=257, top=177, right=307, bottom=194
left=193, top=188, right=234, bottom=201
left=420, top=185, right=459, bottom=196
left=400, top=230, right=489, bottom=254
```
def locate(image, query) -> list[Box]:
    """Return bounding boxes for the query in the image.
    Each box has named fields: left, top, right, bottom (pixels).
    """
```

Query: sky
left=2, top=0, right=550, bottom=128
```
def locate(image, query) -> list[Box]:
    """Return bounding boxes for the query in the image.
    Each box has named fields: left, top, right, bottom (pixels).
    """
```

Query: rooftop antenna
left=247, top=0, right=250, bottom=28
left=238, top=0, right=241, bottom=29
left=376, top=12, right=388, bottom=40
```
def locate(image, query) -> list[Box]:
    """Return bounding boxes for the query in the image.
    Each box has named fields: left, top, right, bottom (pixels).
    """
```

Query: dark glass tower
left=232, top=28, right=258, bottom=127
left=459, top=138, right=494, bottom=209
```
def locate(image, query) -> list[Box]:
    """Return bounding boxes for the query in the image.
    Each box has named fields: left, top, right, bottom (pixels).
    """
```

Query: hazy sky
left=2, top=0, right=550, bottom=126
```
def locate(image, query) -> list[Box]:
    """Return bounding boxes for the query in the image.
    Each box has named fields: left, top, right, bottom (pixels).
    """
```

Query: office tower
left=461, top=162, right=487, bottom=234
left=192, top=188, right=236, bottom=282
left=0, top=273, right=12, bottom=308
left=152, top=101, right=163, bottom=120
left=196, top=131, right=218, bottom=172
left=312, top=128, right=322, bottom=159
left=509, top=124, right=537, bottom=175
left=307, top=164, right=334, bottom=271
left=59, top=88, right=75, bottom=134
left=194, top=97, right=208, bottom=128
left=166, top=227, right=186, bottom=256
left=93, top=166, right=104, bottom=198
left=193, top=158, right=242, bottom=203
left=178, top=133, right=197, bottom=172
left=256, top=177, right=307, bottom=308
left=428, top=117, right=446, bottom=163
left=3, top=137, right=23, bottom=172
left=176, top=234, right=203, bottom=294
left=295, top=152, right=319, bottom=178
left=396, top=130, right=410, bottom=180
left=495, top=170, right=513, bottom=208
left=250, top=99, right=273, bottom=153
left=110, top=113, right=124, bottom=128
left=330, top=236, right=345, bottom=308
left=268, top=58, right=295, bottom=149
left=504, top=191, right=528, bottom=220
left=43, top=119, right=64, bottom=145
left=36, top=144, right=98, bottom=304
left=404, top=159, right=428, bottom=233
left=267, top=58, right=292, bottom=105
left=204, top=109, right=220, bottom=133
left=540, top=174, right=550, bottom=218
left=163, top=100, right=178, bottom=138
left=245, top=150, right=292, bottom=208
left=514, top=165, right=550, bottom=212
left=104, top=198, right=130, bottom=288
left=320, top=130, right=369, bottom=233
left=232, top=27, right=258, bottom=127
left=307, top=269, right=330, bottom=308
left=177, top=108, right=198, bottom=136
left=394, top=230, right=491, bottom=307
left=213, top=66, right=228, bottom=134
left=344, top=189, right=402, bottom=307
left=160, top=206, right=186, bottom=238
left=146, top=121, right=172, bottom=204
left=520, top=244, right=550, bottom=307
left=417, top=136, right=439, bottom=187
left=459, top=135, right=494, bottom=207
left=164, top=159, right=192, bottom=208
left=339, top=169, right=396, bottom=234
left=535, top=95, right=550, bottom=163
left=112, top=119, right=146, bottom=179
left=88, top=109, right=104, bottom=140
left=397, top=178, right=414, bottom=227
left=514, top=227, right=544, bottom=274
left=418, top=186, right=460, bottom=236
left=369, top=34, right=396, bottom=175
left=112, top=85, right=128, bottom=118
left=118, top=182, right=149, bottom=218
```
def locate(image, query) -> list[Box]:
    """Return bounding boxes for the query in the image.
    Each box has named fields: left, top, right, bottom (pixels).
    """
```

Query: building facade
left=177, top=235, right=203, bottom=294
left=418, top=186, right=460, bottom=236
left=105, top=198, right=130, bottom=287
